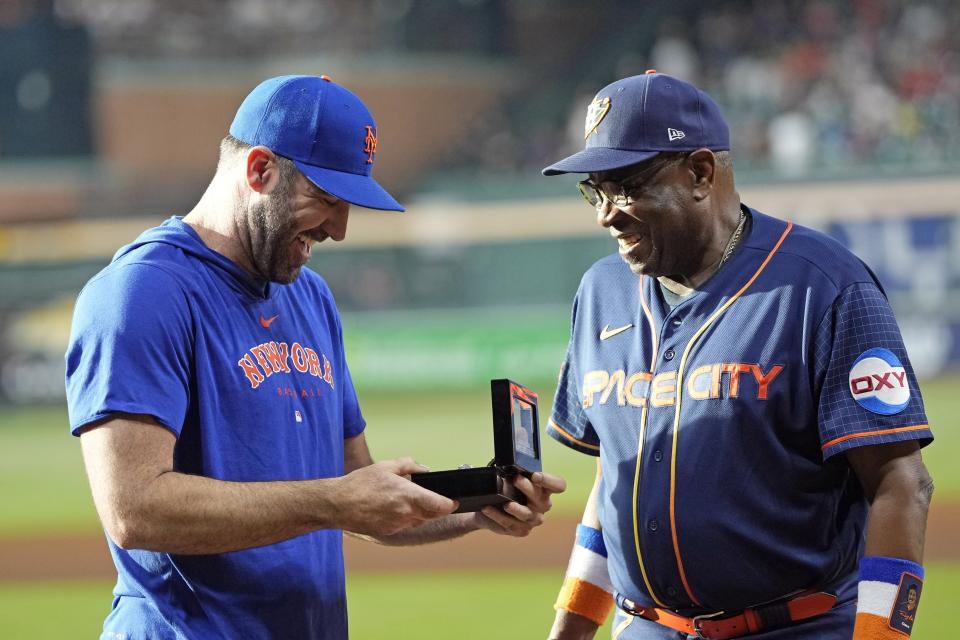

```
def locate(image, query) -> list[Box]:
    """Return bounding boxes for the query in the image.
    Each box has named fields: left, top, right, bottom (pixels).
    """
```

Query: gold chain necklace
left=719, top=209, right=747, bottom=266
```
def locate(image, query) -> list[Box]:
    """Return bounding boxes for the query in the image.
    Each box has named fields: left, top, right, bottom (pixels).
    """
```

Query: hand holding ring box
left=411, top=379, right=543, bottom=513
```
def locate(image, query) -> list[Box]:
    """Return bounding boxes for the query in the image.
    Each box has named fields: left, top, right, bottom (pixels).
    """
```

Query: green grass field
left=2, top=565, right=959, bottom=638
left=2, top=374, right=958, bottom=535
left=1, top=375, right=957, bottom=638
left=0, top=381, right=601, bottom=537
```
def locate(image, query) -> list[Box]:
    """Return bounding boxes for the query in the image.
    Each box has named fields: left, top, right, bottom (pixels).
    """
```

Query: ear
left=245, top=146, right=281, bottom=194
left=687, top=149, right=716, bottom=202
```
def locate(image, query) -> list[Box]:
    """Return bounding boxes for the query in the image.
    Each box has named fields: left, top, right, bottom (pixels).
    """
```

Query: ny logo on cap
left=364, top=126, right=378, bottom=164
left=584, top=97, right=611, bottom=139
left=668, top=128, right=686, bottom=141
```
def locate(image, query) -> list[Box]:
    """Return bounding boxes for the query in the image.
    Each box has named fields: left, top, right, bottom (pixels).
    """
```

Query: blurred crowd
left=649, top=0, right=960, bottom=175
left=454, top=0, right=960, bottom=179
left=3, top=0, right=958, bottom=178
left=48, top=0, right=509, bottom=57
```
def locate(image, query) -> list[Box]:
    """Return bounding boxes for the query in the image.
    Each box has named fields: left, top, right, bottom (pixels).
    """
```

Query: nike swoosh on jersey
left=599, top=323, right=634, bottom=341
left=259, top=314, right=279, bottom=329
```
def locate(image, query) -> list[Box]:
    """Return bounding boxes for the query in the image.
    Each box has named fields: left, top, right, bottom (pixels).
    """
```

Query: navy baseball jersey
left=548, top=207, right=932, bottom=614
left=66, top=217, right=364, bottom=640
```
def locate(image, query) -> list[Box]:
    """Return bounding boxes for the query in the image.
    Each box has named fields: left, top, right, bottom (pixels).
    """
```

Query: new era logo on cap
left=542, top=71, right=731, bottom=176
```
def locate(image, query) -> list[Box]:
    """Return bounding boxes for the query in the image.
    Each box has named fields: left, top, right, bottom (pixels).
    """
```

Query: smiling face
left=590, top=151, right=713, bottom=279
left=240, top=151, right=350, bottom=284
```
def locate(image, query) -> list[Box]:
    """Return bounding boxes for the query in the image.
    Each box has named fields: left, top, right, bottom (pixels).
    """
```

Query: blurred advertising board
left=2, top=206, right=960, bottom=404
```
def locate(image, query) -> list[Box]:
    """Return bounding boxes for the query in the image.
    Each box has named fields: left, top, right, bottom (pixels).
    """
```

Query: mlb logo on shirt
left=294, top=410, right=303, bottom=423
left=848, top=347, right=910, bottom=415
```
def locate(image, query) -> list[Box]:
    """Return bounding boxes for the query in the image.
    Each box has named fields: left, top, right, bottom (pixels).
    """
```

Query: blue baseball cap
left=230, top=75, right=404, bottom=212
left=542, top=71, right=729, bottom=176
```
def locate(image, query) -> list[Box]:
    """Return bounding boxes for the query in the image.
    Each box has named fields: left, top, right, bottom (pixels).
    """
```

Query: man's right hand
left=333, top=457, right=457, bottom=536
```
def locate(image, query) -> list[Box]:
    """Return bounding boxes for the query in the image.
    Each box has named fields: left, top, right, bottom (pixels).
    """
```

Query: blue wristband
left=859, top=556, right=924, bottom=583
left=856, top=556, right=924, bottom=637
left=575, top=523, right=607, bottom=558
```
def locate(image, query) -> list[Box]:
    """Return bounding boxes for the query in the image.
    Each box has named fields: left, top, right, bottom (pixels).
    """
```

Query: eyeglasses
left=577, top=179, right=638, bottom=209
left=576, top=154, right=682, bottom=209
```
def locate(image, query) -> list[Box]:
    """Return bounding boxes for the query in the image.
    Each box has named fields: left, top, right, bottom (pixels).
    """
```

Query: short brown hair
left=218, top=134, right=298, bottom=185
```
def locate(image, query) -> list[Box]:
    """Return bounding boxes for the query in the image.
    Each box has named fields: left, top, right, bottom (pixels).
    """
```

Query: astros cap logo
left=848, top=347, right=910, bottom=415
left=584, top=96, right=611, bottom=139
left=364, top=125, right=377, bottom=164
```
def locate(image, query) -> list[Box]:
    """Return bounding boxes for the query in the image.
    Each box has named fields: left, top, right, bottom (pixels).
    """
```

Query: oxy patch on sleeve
left=848, top=347, right=910, bottom=415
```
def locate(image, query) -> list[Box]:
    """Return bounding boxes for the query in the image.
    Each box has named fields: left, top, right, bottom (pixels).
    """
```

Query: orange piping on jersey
left=821, top=424, right=929, bottom=451
left=630, top=274, right=666, bottom=605
left=631, top=405, right=666, bottom=606
left=548, top=418, right=601, bottom=451
left=639, top=275, right=658, bottom=372
left=668, top=221, right=794, bottom=607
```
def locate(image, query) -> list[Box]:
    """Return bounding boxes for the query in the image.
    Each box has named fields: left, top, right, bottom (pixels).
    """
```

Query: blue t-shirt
left=65, top=217, right=365, bottom=640
left=548, top=208, right=932, bottom=613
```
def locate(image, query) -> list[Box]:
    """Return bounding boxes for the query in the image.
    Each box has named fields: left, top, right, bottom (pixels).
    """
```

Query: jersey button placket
left=664, top=348, right=675, bottom=361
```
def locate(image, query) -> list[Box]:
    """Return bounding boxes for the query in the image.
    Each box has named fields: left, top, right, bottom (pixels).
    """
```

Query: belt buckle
left=691, top=610, right=725, bottom=639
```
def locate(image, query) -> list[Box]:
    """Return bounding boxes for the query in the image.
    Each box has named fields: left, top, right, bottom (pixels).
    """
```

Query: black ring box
left=411, top=379, right=543, bottom=513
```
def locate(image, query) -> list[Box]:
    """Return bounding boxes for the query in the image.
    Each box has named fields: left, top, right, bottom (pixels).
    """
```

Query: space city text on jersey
left=582, top=363, right=783, bottom=408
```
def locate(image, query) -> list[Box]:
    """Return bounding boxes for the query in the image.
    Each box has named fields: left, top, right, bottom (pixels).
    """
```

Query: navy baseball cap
left=542, top=71, right=729, bottom=176
left=230, top=75, right=404, bottom=212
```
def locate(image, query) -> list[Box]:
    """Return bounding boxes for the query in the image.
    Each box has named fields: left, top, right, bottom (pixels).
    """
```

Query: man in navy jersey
left=65, top=75, right=565, bottom=640
left=541, top=72, right=933, bottom=639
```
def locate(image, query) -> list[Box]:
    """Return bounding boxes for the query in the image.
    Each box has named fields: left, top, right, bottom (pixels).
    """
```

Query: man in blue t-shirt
left=65, top=75, right=566, bottom=640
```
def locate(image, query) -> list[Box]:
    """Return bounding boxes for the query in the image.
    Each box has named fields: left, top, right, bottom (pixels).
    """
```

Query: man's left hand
left=474, top=471, right=567, bottom=537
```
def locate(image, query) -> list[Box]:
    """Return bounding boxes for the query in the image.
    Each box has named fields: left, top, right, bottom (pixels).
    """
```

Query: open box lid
left=490, top=378, right=543, bottom=475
